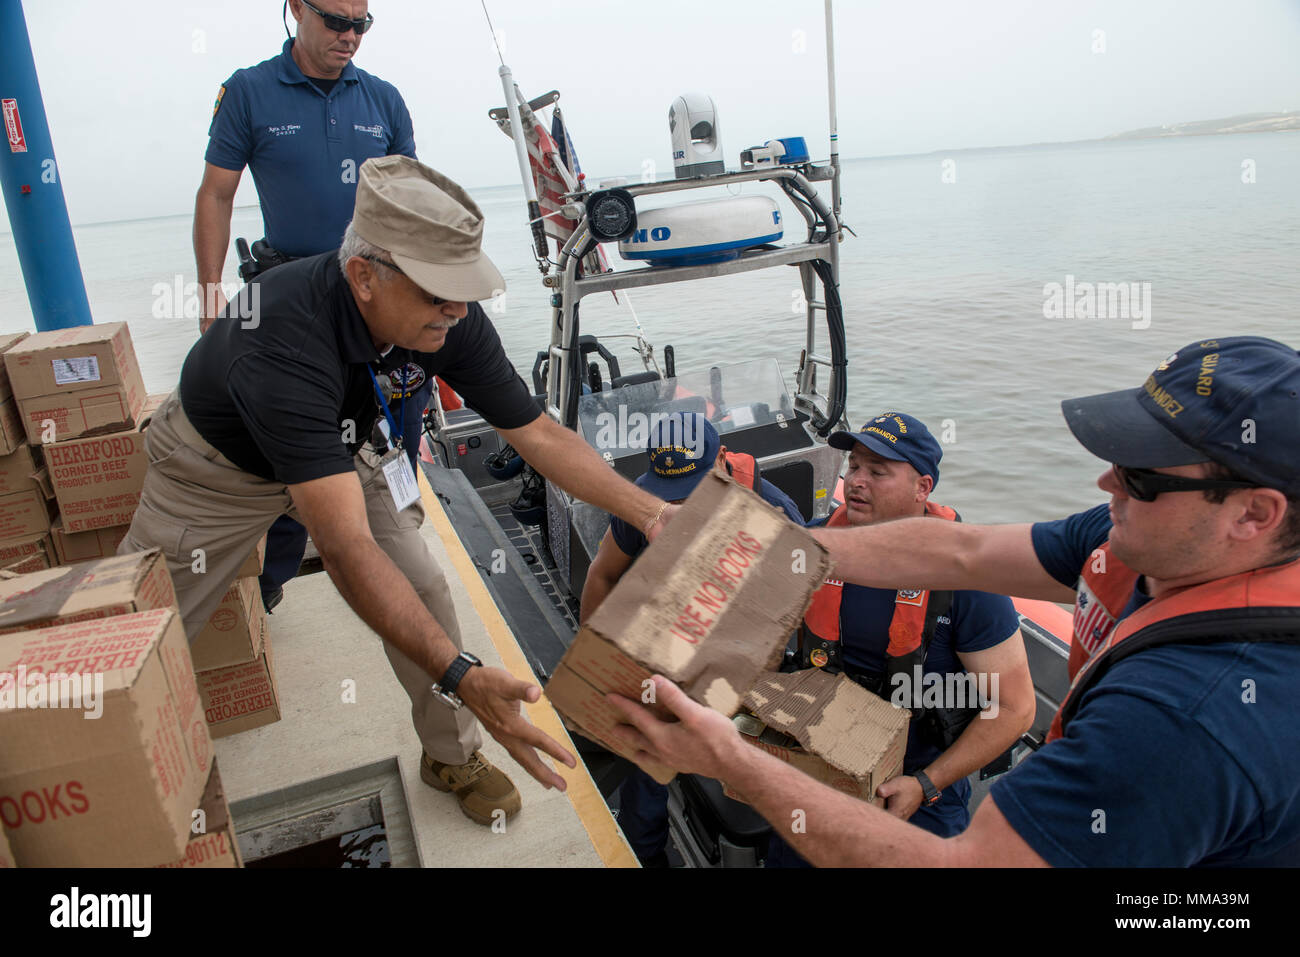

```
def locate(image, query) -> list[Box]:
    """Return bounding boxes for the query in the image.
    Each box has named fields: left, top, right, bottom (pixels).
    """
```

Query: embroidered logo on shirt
left=266, top=124, right=303, bottom=137
left=354, top=123, right=384, bottom=139
left=385, top=362, right=426, bottom=400
left=213, top=85, right=225, bottom=117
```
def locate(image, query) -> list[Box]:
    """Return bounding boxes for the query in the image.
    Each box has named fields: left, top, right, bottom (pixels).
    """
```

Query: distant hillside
left=1105, top=111, right=1300, bottom=140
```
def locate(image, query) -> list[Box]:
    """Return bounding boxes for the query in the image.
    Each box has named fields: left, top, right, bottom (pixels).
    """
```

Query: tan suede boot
left=421, top=750, right=522, bottom=826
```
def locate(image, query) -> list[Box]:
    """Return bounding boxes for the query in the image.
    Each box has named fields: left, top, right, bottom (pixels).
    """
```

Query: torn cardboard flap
left=0, top=549, right=176, bottom=636
left=546, top=470, right=830, bottom=784
left=738, top=669, right=911, bottom=803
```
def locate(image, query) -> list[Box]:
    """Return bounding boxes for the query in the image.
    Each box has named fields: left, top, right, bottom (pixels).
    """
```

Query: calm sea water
left=1, top=133, right=1296, bottom=525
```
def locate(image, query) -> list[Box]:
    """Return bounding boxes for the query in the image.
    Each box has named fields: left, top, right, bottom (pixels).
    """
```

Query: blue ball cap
left=635, top=413, right=721, bottom=500
left=828, top=411, right=943, bottom=488
left=1062, top=336, right=1300, bottom=495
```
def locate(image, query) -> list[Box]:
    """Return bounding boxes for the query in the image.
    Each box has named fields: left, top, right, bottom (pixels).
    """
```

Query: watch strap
left=438, top=652, right=481, bottom=697
left=913, top=770, right=942, bottom=806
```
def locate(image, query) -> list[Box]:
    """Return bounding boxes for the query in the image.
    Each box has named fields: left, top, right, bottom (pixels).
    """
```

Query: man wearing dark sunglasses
left=195, top=1, right=429, bottom=617
left=607, top=336, right=1300, bottom=867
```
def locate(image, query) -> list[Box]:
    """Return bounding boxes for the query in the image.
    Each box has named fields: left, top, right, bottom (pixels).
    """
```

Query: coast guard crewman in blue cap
left=581, top=412, right=805, bottom=866
left=767, top=411, right=1033, bottom=866
left=194, top=1, right=435, bottom=614
left=609, top=337, right=1300, bottom=867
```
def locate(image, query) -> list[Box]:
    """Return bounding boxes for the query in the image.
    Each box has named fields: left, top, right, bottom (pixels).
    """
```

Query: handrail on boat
left=543, top=167, right=846, bottom=434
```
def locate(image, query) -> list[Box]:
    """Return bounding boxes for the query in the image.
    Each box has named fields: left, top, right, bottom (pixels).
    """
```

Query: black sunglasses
left=362, top=256, right=448, bottom=305
left=300, top=0, right=374, bottom=35
left=1113, top=464, right=1257, bottom=502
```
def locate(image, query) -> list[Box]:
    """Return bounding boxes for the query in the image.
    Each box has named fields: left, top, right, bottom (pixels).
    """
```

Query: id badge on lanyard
left=369, top=367, right=420, bottom=512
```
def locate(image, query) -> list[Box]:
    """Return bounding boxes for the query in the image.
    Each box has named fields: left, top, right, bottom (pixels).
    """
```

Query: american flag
left=1072, top=581, right=1116, bottom=655
left=494, top=92, right=609, bottom=278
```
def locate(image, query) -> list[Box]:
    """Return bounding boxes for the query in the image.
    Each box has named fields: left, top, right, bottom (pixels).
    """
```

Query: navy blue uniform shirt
left=989, top=506, right=1300, bottom=865
left=609, top=476, right=805, bottom=557
left=837, top=583, right=1020, bottom=778
left=206, top=39, right=416, bottom=257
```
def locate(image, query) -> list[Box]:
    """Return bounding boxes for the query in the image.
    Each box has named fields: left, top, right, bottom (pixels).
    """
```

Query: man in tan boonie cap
left=352, top=154, right=504, bottom=303
left=123, top=157, right=682, bottom=829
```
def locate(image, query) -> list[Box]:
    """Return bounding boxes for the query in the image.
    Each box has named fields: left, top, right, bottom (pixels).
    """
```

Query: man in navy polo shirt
left=765, top=412, right=1034, bottom=867
left=608, top=337, right=1300, bottom=866
left=580, top=413, right=805, bottom=866
left=194, top=1, right=432, bottom=613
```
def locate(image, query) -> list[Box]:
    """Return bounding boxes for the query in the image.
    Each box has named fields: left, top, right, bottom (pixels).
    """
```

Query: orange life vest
left=722, top=450, right=759, bottom=492
left=1067, top=541, right=1140, bottom=678
left=801, top=500, right=959, bottom=673
left=1048, top=555, right=1300, bottom=742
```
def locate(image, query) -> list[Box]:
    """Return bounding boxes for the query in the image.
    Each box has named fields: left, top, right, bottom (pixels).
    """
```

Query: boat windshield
left=576, top=358, right=795, bottom=455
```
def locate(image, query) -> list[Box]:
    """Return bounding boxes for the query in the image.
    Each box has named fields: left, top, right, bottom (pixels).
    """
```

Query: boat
left=415, top=1, right=1075, bottom=867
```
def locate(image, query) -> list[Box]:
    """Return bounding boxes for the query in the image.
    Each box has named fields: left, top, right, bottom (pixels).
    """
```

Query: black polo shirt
left=179, top=252, right=540, bottom=484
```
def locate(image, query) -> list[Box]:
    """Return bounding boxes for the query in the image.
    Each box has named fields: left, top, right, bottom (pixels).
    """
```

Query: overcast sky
left=4, top=0, right=1299, bottom=226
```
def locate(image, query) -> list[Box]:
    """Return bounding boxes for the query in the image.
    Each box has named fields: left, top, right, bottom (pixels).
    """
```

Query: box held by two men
left=545, top=470, right=830, bottom=783
left=196, top=624, right=280, bottom=739
left=156, top=759, right=243, bottom=868
left=0, top=607, right=211, bottom=866
left=3, top=322, right=147, bottom=446
left=728, top=668, right=910, bottom=806
left=44, top=392, right=167, bottom=533
left=0, top=549, right=176, bottom=637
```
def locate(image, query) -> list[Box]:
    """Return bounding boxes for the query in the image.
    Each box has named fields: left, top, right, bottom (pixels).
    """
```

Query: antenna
left=481, top=0, right=505, bottom=67
left=825, top=0, right=841, bottom=221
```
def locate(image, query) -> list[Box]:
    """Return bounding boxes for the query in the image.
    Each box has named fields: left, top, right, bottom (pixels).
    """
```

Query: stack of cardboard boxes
left=2, top=323, right=157, bottom=568
left=192, top=561, right=282, bottom=740
left=0, top=331, right=58, bottom=575
left=0, top=550, right=242, bottom=866
left=0, top=324, right=279, bottom=742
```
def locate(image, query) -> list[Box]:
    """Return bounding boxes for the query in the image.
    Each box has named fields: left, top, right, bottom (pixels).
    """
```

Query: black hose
left=809, top=257, right=848, bottom=437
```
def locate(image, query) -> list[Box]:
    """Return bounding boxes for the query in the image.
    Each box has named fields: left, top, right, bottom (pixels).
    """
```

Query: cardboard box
left=0, top=443, right=43, bottom=497
left=0, top=469, right=55, bottom=541
left=191, top=576, right=265, bottom=671
left=0, top=532, right=56, bottom=576
left=235, top=535, right=267, bottom=579
left=49, top=518, right=129, bottom=566
left=0, top=333, right=29, bottom=404
left=0, top=821, right=14, bottom=868
left=5, top=322, right=147, bottom=445
left=0, top=607, right=211, bottom=866
left=545, top=471, right=829, bottom=782
left=0, top=549, right=177, bottom=637
left=196, top=624, right=280, bottom=739
left=156, top=760, right=243, bottom=868
left=0, top=398, right=24, bottom=457
left=729, top=669, right=910, bottom=806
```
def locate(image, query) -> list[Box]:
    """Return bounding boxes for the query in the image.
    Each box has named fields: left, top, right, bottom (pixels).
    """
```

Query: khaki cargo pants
left=119, top=390, right=482, bottom=765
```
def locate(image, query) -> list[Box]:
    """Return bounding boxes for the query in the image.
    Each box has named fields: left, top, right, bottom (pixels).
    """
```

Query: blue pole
left=0, top=0, right=93, bottom=330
